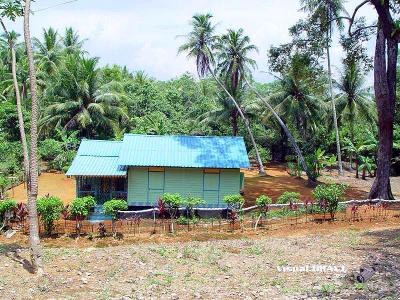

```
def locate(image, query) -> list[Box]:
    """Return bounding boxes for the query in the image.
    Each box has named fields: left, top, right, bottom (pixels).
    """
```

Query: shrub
left=162, top=193, right=184, bottom=233
left=224, top=194, right=245, bottom=227
left=287, top=161, right=302, bottom=177
left=37, top=196, right=64, bottom=235
left=183, top=196, right=204, bottom=218
left=49, top=150, right=76, bottom=172
left=312, top=184, right=347, bottom=219
left=277, top=191, right=300, bottom=204
left=0, top=199, right=17, bottom=221
left=0, top=176, right=11, bottom=200
left=70, top=196, right=96, bottom=219
left=249, top=145, right=271, bottom=163
left=223, top=194, right=245, bottom=210
left=255, top=195, right=272, bottom=229
left=39, top=139, right=62, bottom=161
left=256, top=195, right=272, bottom=210
left=103, top=199, right=128, bottom=220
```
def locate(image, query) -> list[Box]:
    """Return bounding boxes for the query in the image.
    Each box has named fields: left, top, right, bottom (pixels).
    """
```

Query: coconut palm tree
left=178, top=14, right=266, bottom=175
left=215, top=28, right=258, bottom=91
left=200, top=84, right=245, bottom=136
left=41, top=54, right=127, bottom=139
left=33, top=27, right=61, bottom=75
left=24, top=0, right=44, bottom=275
left=301, top=0, right=347, bottom=175
left=247, top=54, right=324, bottom=184
left=335, top=60, right=375, bottom=144
left=268, top=59, right=326, bottom=140
left=62, top=27, right=86, bottom=55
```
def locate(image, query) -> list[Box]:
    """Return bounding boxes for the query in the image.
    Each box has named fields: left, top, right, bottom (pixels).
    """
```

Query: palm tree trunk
left=231, top=110, right=238, bottom=136
left=23, top=0, right=44, bottom=275
left=208, top=66, right=266, bottom=175
left=0, top=19, right=30, bottom=190
left=243, top=76, right=316, bottom=186
left=326, top=38, right=343, bottom=175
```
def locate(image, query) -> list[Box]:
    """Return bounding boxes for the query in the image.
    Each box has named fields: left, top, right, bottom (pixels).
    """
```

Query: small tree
left=312, top=184, right=347, bottom=220
left=69, top=196, right=96, bottom=234
left=223, top=194, right=245, bottom=229
left=183, top=195, right=205, bottom=219
left=162, top=193, right=183, bottom=233
left=254, top=195, right=272, bottom=230
left=0, top=199, right=17, bottom=229
left=103, top=199, right=128, bottom=236
left=37, top=196, right=64, bottom=235
left=277, top=192, right=300, bottom=204
left=0, top=176, right=11, bottom=200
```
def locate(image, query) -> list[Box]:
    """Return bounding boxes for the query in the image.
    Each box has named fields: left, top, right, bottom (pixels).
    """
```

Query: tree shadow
left=0, top=243, right=35, bottom=274
left=343, top=228, right=400, bottom=298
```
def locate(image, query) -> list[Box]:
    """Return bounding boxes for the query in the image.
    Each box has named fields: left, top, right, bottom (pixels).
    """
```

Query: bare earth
left=0, top=221, right=399, bottom=299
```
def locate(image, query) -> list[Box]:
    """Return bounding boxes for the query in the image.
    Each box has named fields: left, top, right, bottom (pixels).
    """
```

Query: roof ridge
left=123, top=134, right=244, bottom=139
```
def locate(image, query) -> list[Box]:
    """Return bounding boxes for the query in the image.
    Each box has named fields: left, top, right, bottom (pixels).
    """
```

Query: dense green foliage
left=312, top=183, right=347, bottom=219
left=69, top=196, right=96, bottom=219
left=0, top=198, right=16, bottom=219
left=277, top=191, right=301, bottom=204
left=103, top=199, right=128, bottom=220
left=36, top=196, right=63, bottom=234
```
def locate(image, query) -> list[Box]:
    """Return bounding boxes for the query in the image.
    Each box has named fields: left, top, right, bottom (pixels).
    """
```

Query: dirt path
left=0, top=221, right=399, bottom=299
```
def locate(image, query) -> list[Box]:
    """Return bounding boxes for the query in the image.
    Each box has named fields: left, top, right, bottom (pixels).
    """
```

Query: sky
left=5, top=0, right=377, bottom=83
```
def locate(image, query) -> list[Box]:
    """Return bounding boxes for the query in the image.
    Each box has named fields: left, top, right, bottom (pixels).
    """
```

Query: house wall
left=127, top=167, right=243, bottom=207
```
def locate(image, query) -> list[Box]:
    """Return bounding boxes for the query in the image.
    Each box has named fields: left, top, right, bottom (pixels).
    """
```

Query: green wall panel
left=149, top=172, right=164, bottom=190
left=204, top=173, right=219, bottom=191
left=127, top=167, right=242, bottom=207
left=127, top=167, right=148, bottom=206
left=219, top=169, right=240, bottom=204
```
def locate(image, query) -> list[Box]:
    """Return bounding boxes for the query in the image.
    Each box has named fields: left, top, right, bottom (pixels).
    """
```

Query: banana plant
left=358, top=156, right=376, bottom=180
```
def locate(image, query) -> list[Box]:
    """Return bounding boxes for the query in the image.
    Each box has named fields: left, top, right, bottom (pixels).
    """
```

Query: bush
left=161, top=193, right=184, bottom=233
left=277, top=191, right=300, bottom=204
left=39, top=139, right=62, bottom=161
left=223, top=194, right=245, bottom=210
left=0, top=176, right=11, bottom=199
left=70, top=196, right=96, bottom=219
left=249, top=145, right=271, bottom=163
left=255, top=195, right=272, bottom=208
left=0, top=199, right=17, bottom=220
left=37, top=196, right=64, bottom=235
left=312, top=184, right=347, bottom=219
left=49, top=150, right=76, bottom=172
left=183, top=196, right=204, bottom=218
left=103, top=199, right=128, bottom=220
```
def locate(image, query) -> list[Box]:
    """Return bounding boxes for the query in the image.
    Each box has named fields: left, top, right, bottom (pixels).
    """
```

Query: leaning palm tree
left=41, top=55, right=127, bottom=139
left=335, top=60, right=376, bottom=144
left=301, top=0, right=347, bottom=174
left=178, top=14, right=266, bottom=175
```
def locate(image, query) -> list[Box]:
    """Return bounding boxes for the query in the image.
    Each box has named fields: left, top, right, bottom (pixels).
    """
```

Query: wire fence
left=11, top=199, right=400, bottom=237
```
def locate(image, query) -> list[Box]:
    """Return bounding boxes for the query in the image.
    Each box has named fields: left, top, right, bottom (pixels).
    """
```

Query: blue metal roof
left=66, top=140, right=127, bottom=177
left=118, top=134, right=250, bottom=168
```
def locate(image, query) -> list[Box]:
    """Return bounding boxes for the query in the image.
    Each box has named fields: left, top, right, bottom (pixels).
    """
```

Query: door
left=148, top=170, right=164, bottom=205
left=98, top=178, right=111, bottom=204
left=203, top=172, right=220, bottom=207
